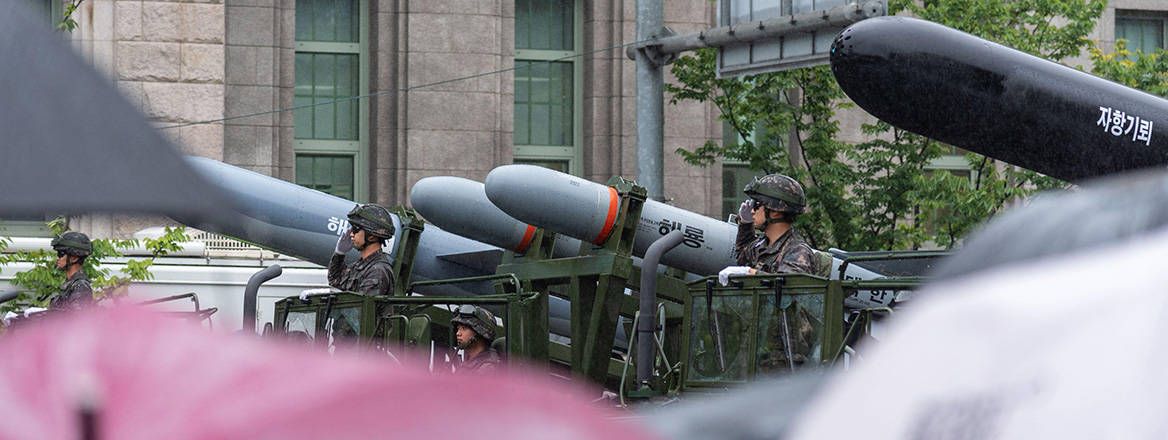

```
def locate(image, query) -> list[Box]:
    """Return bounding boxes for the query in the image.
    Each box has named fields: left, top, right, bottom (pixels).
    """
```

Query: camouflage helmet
left=744, top=174, right=806, bottom=215
left=51, top=231, right=93, bottom=258
left=347, top=204, right=395, bottom=239
left=451, top=304, right=496, bottom=343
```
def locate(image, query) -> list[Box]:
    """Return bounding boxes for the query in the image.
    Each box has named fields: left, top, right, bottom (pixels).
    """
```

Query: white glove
left=300, top=288, right=334, bottom=301
left=335, top=226, right=353, bottom=255
left=718, top=266, right=752, bottom=286
left=738, top=200, right=754, bottom=224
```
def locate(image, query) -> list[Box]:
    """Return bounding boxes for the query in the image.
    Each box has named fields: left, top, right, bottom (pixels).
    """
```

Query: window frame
left=513, top=0, right=584, bottom=176
left=293, top=0, right=369, bottom=202
left=1115, top=10, right=1168, bottom=57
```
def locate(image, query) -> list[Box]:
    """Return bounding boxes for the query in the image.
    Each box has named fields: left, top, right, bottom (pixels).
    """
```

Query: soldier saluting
left=720, top=173, right=817, bottom=282
left=49, top=231, right=94, bottom=311
left=329, top=204, right=396, bottom=296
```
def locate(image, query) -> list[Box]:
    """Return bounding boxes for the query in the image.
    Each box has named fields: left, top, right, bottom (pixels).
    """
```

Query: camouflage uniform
left=49, top=231, right=94, bottom=311
left=458, top=348, right=502, bottom=374
left=736, top=173, right=819, bottom=373
left=756, top=302, right=821, bottom=374
left=734, top=223, right=817, bottom=275
left=328, top=252, right=395, bottom=296
left=50, top=270, right=93, bottom=311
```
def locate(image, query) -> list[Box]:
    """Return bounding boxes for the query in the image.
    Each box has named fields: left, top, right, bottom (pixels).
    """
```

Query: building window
left=1116, top=11, right=1167, bottom=59
left=294, top=0, right=367, bottom=201
left=722, top=164, right=763, bottom=221
left=514, top=0, right=582, bottom=175
left=296, top=154, right=355, bottom=200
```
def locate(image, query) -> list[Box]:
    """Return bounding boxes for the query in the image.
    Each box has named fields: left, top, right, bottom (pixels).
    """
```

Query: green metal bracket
left=601, top=176, right=647, bottom=255
left=389, top=206, right=425, bottom=297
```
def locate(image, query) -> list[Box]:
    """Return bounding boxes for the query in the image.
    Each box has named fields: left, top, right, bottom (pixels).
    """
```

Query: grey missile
left=409, top=176, right=583, bottom=257
left=484, top=164, right=911, bottom=309
left=176, top=156, right=496, bottom=298
left=484, top=164, right=737, bottom=276
left=176, top=158, right=603, bottom=346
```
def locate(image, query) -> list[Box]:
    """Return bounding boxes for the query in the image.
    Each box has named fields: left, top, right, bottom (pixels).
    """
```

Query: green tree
left=667, top=0, right=1104, bottom=251
left=1088, top=39, right=1168, bottom=96
left=0, top=218, right=190, bottom=315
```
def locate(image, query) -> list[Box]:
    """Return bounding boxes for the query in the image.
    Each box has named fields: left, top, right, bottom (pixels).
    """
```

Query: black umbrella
left=0, top=2, right=231, bottom=226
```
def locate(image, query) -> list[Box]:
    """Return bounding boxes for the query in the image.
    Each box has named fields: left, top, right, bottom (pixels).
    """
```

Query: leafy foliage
left=1088, top=39, right=1168, bottom=97
left=0, top=219, right=190, bottom=314
left=58, top=1, right=85, bottom=32
left=668, top=0, right=1107, bottom=250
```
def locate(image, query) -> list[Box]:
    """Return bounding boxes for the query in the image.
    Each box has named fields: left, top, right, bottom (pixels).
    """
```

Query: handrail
left=837, top=251, right=950, bottom=281
left=138, top=292, right=201, bottom=311
left=409, top=273, right=526, bottom=298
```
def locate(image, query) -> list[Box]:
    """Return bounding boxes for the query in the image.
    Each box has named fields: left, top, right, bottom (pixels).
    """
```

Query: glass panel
left=755, top=294, right=823, bottom=377
left=285, top=311, right=318, bottom=343
left=514, top=61, right=572, bottom=146
left=314, top=0, right=334, bottom=41
left=314, top=98, right=335, bottom=139
left=514, top=159, right=569, bottom=173
left=332, top=155, right=354, bottom=198
left=687, top=295, right=753, bottom=383
left=1117, top=17, right=1166, bottom=60
left=295, top=155, right=314, bottom=186
left=560, top=0, right=574, bottom=49
left=515, top=0, right=530, bottom=49
left=295, top=53, right=359, bottom=141
left=514, top=103, right=530, bottom=145
left=336, top=0, right=355, bottom=42
left=296, top=155, right=355, bottom=199
left=327, top=306, right=362, bottom=340
left=549, top=104, right=565, bottom=146
left=531, top=0, right=550, bottom=49
left=515, top=0, right=572, bottom=50
left=295, top=0, right=313, bottom=40
left=530, top=104, right=550, bottom=145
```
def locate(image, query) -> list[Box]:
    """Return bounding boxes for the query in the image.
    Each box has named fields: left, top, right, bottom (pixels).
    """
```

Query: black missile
left=830, top=17, right=1168, bottom=182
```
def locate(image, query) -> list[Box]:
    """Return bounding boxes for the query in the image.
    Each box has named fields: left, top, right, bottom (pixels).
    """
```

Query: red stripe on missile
left=515, top=224, right=537, bottom=253
left=593, top=187, right=619, bottom=244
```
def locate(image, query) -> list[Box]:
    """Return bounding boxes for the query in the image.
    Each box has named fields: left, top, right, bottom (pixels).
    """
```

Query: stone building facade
left=10, top=0, right=1168, bottom=238
left=43, top=0, right=724, bottom=239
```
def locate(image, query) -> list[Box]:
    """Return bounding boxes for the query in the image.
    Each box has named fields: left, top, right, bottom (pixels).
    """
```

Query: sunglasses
left=750, top=200, right=766, bottom=211
left=349, top=224, right=363, bottom=234
left=57, top=250, right=67, bottom=258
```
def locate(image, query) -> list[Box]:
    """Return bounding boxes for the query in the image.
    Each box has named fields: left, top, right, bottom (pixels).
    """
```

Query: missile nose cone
left=485, top=165, right=621, bottom=245
left=410, top=176, right=540, bottom=253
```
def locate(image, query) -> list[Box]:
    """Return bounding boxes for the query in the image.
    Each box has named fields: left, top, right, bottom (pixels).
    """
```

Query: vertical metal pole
left=636, top=0, right=664, bottom=200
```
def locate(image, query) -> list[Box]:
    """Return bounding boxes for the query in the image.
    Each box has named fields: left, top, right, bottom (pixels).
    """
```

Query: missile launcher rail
left=261, top=182, right=935, bottom=400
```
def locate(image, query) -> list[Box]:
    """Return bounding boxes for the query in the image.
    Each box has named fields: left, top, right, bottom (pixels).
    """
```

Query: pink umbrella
left=0, top=307, right=654, bottom=440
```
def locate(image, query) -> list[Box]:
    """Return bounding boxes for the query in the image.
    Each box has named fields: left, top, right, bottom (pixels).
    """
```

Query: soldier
left=329, top=204, right=396, bottom=296
left=451, top=305, right=501, bottom=374
left=718, top=174, right=820, bottom=375
left=719, top=173, right=817, bottom=283
left=49, top=231, right=94, bottom=311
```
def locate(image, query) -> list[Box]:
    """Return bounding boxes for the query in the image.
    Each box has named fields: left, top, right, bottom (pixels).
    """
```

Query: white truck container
left=0, top=232, right=331, bottom=333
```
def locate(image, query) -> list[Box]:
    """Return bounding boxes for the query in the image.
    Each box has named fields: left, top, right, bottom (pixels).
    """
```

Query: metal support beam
left=635, top=0, right=665, bottom=201
left=626, top=2, right=885, bottom=61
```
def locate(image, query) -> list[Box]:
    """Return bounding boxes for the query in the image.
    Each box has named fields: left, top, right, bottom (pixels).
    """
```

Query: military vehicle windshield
left=326, top=306, right=362, bottom=341
left=285, top=311, right=317, bottom=343
left=688, top=294, right=752, bottom=382
left=756, top=295, right=823, bottom=375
